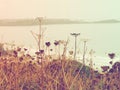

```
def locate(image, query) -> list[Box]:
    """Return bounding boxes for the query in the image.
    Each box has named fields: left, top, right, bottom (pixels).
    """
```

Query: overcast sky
left=0, top=0, right=120, bottom=68
left=0, top=0, right=120, bottom=20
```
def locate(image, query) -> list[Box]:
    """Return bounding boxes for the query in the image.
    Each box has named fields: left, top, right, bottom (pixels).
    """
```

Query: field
left=0, top=45, right=120, bottom=90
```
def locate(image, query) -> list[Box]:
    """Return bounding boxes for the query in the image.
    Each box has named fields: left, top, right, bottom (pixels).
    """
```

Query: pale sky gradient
left=0, top=0, right=120, bottom=68
left=0, top=0, right=120, bottom=20
left=0, top=0, right=120, bottom=54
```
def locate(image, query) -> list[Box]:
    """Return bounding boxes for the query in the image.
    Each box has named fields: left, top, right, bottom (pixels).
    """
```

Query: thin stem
left=74, top=36, right=77, bottom=60
left=83, top=41, right=86, bottom=65
left=38, top=18, right=42, bottom=51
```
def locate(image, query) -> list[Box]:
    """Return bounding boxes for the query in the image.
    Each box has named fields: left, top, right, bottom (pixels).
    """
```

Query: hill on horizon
left=0, top=18, right=120, bottom=26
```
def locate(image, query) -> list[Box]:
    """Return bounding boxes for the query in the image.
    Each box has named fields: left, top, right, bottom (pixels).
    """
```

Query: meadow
left=0, top=41, right=120, bottom=90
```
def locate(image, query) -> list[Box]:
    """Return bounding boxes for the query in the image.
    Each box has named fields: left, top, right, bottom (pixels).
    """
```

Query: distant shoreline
left=0, top=19, right=120, bottom=26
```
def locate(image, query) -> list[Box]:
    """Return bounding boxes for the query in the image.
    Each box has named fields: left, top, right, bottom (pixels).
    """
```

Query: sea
left=0, top=23, right=120, bottom=70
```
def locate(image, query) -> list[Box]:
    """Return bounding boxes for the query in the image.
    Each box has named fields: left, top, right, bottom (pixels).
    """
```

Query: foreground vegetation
left=0, top=50, right=120, bottom=90
left=0, top=39, right=120, bottom=90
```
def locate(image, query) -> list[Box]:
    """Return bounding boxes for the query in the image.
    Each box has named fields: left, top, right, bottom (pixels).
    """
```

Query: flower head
left=109, top=68, right=114, bottom=73
left=45, top=42, right=51, bottom=47
left=24, top=48, right=28, bottom=51
left=101, top=66, right=109, bottom=72
left=54, top=41, right=59, bottom=46
left=13, top=50, right=18, bottom=57
left=39, top=49, right=44, bottom=54
left=108, top=53, right=115, bottom=59
left=35, top=52, right=40, bottom=55
left=19, top=57, right=23, bottom=61
left=17, top=47, right=21, bottom=52
left=109, top=61, right=113, bottom=65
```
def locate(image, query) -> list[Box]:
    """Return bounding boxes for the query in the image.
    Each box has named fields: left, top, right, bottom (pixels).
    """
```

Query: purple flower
left=54, top=41, right=59, bottom=46
left=108, top=53, right=115, bottom=59
left=35, top=52, right=40, bottom=55
left=92, top=80, right=98, bottom=85
left=26, top=54, right=31, bottom=58
left=107, top=85, right=110, bottom=90
left=109, top=61, right=113, bottom=65
left=35, top=50, right=44, bottom=55
left=31, top=57, right=35, bottom=60
left=45, top=42, right=51, bottom=47
left=24, top=48, right=28, bottom=51
left=109, top=68, right=114, bottom=73
left=39, top=50, right=44, bottom=54
left=29, top=61, right=32, bottom=64
left=95, top=75, right=101, bottom=79
left=94, top=70, right=98, bottom=73
left=101, top=66, right=109, bottom=72
left=13, top=50, right=18, bottom=55
left=17, top=47, right=21, bottom=52
left=19, top=57, right=23, bottom=61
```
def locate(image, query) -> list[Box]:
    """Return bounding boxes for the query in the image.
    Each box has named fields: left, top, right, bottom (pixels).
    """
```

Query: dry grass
left=0, top=51, right=120, bottom=90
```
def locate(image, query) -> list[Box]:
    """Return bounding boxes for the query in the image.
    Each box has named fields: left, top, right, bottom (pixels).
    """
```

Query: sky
left=0, top=0, right=120, bottom=69
left=0, top=0, right=120, bottom=20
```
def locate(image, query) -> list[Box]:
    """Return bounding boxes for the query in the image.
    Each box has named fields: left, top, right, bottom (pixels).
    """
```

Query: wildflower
left=92, top=79, right=98, bottom=85
left=17, top=47, right=21, bottom=52
left=112, top=65, right=117, bottom=70
left=13, top=50, right=18, bottom=55
left=31, top=57, right=35, bottom=60
left=45, top=42, right=51, bottom=47
left=54, top=41, right=59, bottom=46
left=29, top=61, right=32, bottom=64
left=26, top=54, right=31, bottom=57
left=107, top=85, right=110, bottom=90
left=109, top=68, right=114, bottom=73
left=105, top=73, right=109, bottom=77
left=35, top=52, right=40, bottom=55
left=101, top=66, right=109, bottom=72
left=114, top=62, right=120, bottom=68
left=24, top=48, right=28, bottom=51
left=118, top=66, right=120, bottom=72
left=109, top=61, right=113, bottom=65
left=13, top=50, right=18, bottom=57
left=37, top=56, right=42, bottom=59
left=108, top=53, right=115, bottom=59
left=39, top=49, right=44, bottom=54
left=117, top=87, right=119, bottom=90
left=94, top=70, right=98, bottom=73
left=112, top=62, right=120, bottom=72
left=19, top=57, right=23, bottom=61
left=95, top=75, right=101, bottom=79
left=37, top=60, right=41, bottom=65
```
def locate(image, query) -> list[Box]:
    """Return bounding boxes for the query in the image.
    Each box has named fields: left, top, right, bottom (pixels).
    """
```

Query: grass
left=0, top=46, right=120, bottom=90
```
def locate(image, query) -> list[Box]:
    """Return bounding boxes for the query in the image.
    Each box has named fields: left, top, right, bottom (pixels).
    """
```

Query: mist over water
left=0, top=24, right=120, bottom=69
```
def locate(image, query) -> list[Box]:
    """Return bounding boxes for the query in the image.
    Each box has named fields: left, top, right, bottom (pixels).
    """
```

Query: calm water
left=0, top=24, right=120, bottom=69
